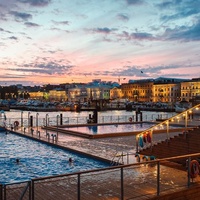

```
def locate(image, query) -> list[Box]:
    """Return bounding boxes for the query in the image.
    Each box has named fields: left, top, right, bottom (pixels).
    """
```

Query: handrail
left=135, top=103, right=200, bottom=152
left=3, top=152, right=200, bottom=200
left=31, top=152, right=200, bottom=200
left=30, top=152, right=200, bottom=183
left=19, top=181, right=31, bottom=200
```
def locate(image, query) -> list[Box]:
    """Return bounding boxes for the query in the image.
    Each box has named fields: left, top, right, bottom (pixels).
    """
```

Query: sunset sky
left=0, top=0, right=200, bottom=86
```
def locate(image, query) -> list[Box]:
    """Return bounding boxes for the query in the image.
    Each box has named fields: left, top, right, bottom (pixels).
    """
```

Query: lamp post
left=36, top=113, right=39, bottom=133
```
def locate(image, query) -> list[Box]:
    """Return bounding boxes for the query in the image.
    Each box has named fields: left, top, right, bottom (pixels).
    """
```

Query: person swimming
left=16, top=158, right=20, bottom=164
left=69, top=157, right=73, bottom=163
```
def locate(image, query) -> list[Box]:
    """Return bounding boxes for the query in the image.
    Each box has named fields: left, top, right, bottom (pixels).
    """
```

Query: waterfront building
left=48, top=89, right=68, bottom=102
left=152, top=83, right=180, bottom=103
left=88, top=86, right=110, bottom=101
left=121, top=80, right=154, bottom=102
left=109, top=87, right=123, bottom=100
left=29, top=91, right=45, bottom=100
left=181, top=78, right=200, bottom=102
left=68, top=86, right=88, bottom=102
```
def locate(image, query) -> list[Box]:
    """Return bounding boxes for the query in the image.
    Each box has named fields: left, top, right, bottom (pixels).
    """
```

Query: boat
left=0, top=104, right=10, bottom=111
left=174, top=100, right=191, bottom=113
left=0, top=110, right=7, bottom=131
left=0, top=126, right=6, bottom=131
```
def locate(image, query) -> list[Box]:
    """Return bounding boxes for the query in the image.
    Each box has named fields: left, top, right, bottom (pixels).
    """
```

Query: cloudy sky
left=0, top=0, right=200, bottom=86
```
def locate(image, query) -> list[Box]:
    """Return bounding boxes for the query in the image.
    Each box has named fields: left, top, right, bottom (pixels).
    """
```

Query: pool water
left=0, top=132, right=110, bottom=184
left=63, top=123, right=184, bottom=135
left=63, top=123, right=156, bottom=134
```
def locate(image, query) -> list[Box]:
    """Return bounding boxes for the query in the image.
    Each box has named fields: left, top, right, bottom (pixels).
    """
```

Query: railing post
left=120, top=167, right=124, bottom=200
left=21, top=111, right=23, bottom=128
left=166, top=120, right=169, bottom=141
left=31, top=180, right=34, bottom=200
left=29, top=181, right=32, bottom=200
left=187, top=157, right=191, bottom=187
left=157, top=161, right=160, bottom=196
left=185, top=111, right=188, bottom=131
left=3, top=185, right=6, bottom=200
left=0, top=184, right=2, bottom=200
left=28, top=112, right=31, bottom=128
left=77, top=174, right=81, bottom=200
left=36, top=113, right=39, bottom=133
left=56, top=115, right=59, bottom=137
left=45, top=114, right=49, bottom=135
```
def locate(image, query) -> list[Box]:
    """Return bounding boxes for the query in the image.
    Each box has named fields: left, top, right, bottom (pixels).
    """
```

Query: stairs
left=139, top=126, right=200, bottom=165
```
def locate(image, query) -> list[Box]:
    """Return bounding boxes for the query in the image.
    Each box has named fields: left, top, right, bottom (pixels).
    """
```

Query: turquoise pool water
left=63, top=123, right=184, bottom=135
left=63, top=123, right=159, bottom=134
left=0, top=132, right=110, bottom=184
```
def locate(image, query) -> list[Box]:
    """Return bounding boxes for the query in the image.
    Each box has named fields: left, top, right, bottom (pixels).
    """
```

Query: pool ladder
left=111, top=151, right=125, bottom=165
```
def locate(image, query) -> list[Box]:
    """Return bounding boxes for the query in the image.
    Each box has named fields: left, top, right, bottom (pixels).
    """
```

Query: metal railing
left=1, top=153, right=200, bottom=200
left=2, top=113, right=176, bottom=130
left=135, top=104, right=200, bottom=152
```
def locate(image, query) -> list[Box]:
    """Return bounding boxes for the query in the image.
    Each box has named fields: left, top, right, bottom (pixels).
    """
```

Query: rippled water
left=0, top=132, right=110, bottom=184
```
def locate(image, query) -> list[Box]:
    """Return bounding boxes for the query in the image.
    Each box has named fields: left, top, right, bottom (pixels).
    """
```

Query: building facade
left=152, top=83, right=180, bottom=103
left=181, top=79, right=200, bottom=102
left=121, top=81, right=154, bottom=102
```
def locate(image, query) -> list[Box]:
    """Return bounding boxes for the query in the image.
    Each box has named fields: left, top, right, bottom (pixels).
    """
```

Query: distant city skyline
left=0, top=0, right=200, bottom=86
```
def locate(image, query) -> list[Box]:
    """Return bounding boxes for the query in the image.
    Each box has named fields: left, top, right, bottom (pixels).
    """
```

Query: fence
left=2, top=113, right=176, bottom=129
left=1, top=153, right=200, bottom=200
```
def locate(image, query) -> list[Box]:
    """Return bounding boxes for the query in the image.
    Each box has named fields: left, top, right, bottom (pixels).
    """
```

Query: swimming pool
left=63, top=123, right=154, bottom=134
left=0, top=132, right=110, bottom=184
